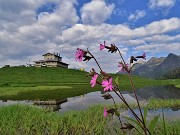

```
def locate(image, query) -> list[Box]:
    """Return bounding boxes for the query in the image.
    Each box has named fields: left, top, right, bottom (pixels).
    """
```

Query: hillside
left=162, top=67, right=180, bottom=79
left=0, top=67, right=90, bottom=86
left=0, top=67, right=155, bottom=87
left=0, top=67, right=179, bottom=100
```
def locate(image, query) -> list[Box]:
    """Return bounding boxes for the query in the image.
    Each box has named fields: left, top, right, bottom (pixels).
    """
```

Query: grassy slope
left=0, top=67, right=179, bottom=100
left=1, top=67, right=175, bottom=86
left=0, top=67, right=90, bottom=85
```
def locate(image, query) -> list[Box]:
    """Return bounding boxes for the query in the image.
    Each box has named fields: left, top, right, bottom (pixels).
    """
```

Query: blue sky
left=0, top=0, right=180, bottom=72
left=36, top=0, right=180, bottom=27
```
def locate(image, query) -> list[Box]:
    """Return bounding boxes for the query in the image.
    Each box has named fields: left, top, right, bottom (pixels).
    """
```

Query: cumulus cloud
left=149, top=0, right=176, bottom=9
left=134, top=17, right=180, bottom=36
left=0, top=0, right=79, bottom=66
left=128, top=10, right=146, bottom=22
left=80, top=0, right=115, bottom=25
left=0, top=0, right=179, bottom=73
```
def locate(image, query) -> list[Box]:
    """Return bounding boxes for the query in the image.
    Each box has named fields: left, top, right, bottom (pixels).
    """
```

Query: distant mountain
left=131, top=53, right=180, bottom=79
left=145, top=57, right=165, bottom=68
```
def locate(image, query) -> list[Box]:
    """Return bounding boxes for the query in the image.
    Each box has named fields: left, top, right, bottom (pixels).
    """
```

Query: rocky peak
left=145, top=57, right=165, bottom=68
left=131, top=53, right=180, bottom=78
left=166, top=53, right=179, bottom=60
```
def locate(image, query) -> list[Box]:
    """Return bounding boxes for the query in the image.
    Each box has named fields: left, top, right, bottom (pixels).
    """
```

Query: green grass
left=0, top=67, right=179, bottom=100
left=1, top=67, right=177, bottom=87
left=0, top=67, right=90, bottom=86
left=0, top=104, right=106, bottom=135
left=0, top=103, right=179, bottom=135
left=0, top=67, right=156, bottom=86
left=175, top=84, right=180, bottom=88
left=147, top=99, right=180, bottom=109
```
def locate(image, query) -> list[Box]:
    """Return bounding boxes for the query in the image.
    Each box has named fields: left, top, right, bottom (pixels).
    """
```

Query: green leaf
left=143, top=107, right=148, bottom=125
left=115, top=76, right=119, bottom=85
left=148, top=115, right=159, bottom=134
left=123, top=116, right=142, bottom=128
left=162, top=110, right=167, bottom=135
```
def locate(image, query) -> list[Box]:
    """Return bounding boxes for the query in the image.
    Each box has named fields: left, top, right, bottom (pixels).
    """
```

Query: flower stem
left=111, top=95, right=123, bottom=127
left=113, top=88, right=143, bottom=125
left=128, top=73, right=147, bottom=134
left=87, top=49, right=124, bottom=131
left=87, top=49, right=103, bottom=72
left=116, top=47, right=147, bottom=135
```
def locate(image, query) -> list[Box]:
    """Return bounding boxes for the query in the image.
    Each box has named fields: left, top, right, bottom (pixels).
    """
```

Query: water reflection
left=33, top=99, right=67, bottom=111
left=0, top=85, right=179, bottom=112
left=0, top=100, right=32, bottom=107
left=124, top=108, right=180, bottom=121
left=133, top=85, right=180, bottom=99
left=59, top=92, right=136, bottom=113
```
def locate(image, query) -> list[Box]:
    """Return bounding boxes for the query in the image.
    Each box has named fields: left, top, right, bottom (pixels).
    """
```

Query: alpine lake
left=0, top=85, right=180, bottom=121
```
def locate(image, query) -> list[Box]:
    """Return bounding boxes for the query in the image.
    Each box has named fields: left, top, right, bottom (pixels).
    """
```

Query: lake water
left=0, top=85, right=179, bottom=113
left=134, top=85, right=180, bottom=99
left=58, top=85, right=180, bottom=112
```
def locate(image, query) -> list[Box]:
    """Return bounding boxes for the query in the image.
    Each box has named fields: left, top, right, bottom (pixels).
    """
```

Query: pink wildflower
left=118, top=63, right=129, bottom=72
left=100, top=41, right=105, bottom=50
left=102, top=77, right=113, bottom=91
left=75, top=48, right=84, bottom=62
left=142, top=53, right=146, bottom=60
left=90, top=73, right=98, bottom=87
left=104, top=107, right=107, bottom=117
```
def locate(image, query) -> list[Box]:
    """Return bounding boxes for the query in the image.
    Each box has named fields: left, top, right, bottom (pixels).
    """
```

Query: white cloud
left=0, top=0, right=179, bottom=73
left=134, top=43, right=180, bottom=54
left=149, top=0, right=176, bottom=9
left=143, top=34, right=180, bottom=43
left=134, top=17, right=180, bottom=36
left=80, top=0, right=115, bottom=25
left=37, top=0, right=79, bottom=26
left=0, top=0, right=79, bottom=65
left=121, top=39, right=146, bottom=46
left=128, top=10, right=146, bottom=22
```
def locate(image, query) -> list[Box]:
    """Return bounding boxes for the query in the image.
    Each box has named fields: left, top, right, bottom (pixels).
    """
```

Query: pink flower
left=100, top=41, right=105, bottom=50
left=104, top=107, right=107, bottom=117
left=75, top=48, right=84, bottom=62
left=118, top=63, right=129, bottom=72
left=90, top=73, right=98, bottom=87
left=102, top=77, right=113, bottom=91
left=142, top=53, right=146, bottom=60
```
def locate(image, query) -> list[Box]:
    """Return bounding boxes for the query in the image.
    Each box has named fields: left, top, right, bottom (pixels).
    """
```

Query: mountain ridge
left=131, top=53, right=180, bottom=79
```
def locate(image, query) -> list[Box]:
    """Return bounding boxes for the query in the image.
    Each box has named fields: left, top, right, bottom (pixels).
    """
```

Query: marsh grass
left=0, top=104, right=106, bottom=135
left=0, top=103, right=179, bottom=135
left=175, top=84, right=180, bottom=88
left=147, top=99, right=180, bottom=109
left=98, top=98, right=180, bottom=110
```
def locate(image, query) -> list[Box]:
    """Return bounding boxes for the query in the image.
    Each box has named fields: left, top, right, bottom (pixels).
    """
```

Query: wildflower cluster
left=75, top=41, right=151, bottom=135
